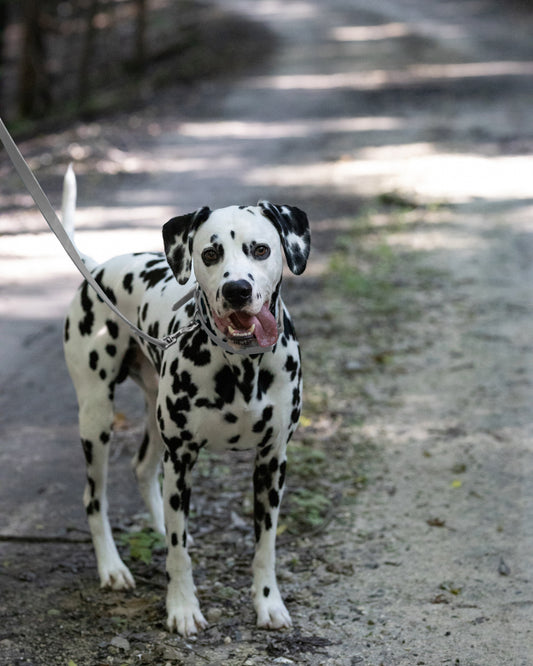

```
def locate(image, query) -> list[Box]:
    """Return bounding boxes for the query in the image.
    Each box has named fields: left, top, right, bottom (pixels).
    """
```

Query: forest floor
left=2, top=0, right=533, bottom=664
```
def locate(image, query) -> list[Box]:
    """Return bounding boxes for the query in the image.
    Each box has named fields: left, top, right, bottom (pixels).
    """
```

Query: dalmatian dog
left=63, top=176, right=310, bottom=636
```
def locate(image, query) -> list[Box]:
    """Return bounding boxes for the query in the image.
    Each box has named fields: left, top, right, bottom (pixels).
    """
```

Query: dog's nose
left=222, top=280, right=253, bottom=308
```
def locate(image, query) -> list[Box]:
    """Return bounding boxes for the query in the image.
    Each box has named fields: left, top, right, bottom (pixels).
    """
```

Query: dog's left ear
left=258, top=201, right=311, bottom=275
left=163, top=207, right=211, bottom=284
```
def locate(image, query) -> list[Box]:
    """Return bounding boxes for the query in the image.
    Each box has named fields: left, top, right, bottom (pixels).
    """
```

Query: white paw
left=256, top=596, right=292, bottom=630
left=167, top=601, right=208, bottom=636
left=99, top=563, right=135, bottom=590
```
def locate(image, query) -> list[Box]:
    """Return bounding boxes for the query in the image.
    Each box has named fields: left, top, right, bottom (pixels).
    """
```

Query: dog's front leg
left=252, top=444, right=292, bottom=630
left=162, top=444, right=207, bottom=636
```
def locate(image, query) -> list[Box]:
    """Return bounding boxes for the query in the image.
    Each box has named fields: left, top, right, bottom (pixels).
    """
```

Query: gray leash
left=0, top=117, right=190, bottom=351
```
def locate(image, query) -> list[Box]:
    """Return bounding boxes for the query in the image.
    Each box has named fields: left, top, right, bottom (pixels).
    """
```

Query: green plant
left=118, top=529, right=166, bottom=564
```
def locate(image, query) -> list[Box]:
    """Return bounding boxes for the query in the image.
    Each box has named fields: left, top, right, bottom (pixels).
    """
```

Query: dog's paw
left=99, top=564, right=135, bottom=591
left=167, top=601, right=208, bottom=636
left=255, top=595, right=292, bottom=630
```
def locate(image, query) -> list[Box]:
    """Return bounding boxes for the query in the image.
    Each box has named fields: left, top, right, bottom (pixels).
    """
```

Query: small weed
left=118, top=529, right=166, bottom=565
left=377, top=190, right=418, bottom=210
left=439, top=581, right=463, bottom=596
left=289, top=487, right=331, bottom=529
left=289, top=441, right=328, bottom=480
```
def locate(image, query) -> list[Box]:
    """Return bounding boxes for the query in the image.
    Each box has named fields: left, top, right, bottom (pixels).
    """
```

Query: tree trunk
left=134, top=0, right=147, bottom=71
left=77, top=0, right=99, bottom=107
left=17, top=0, right=51, bottom=118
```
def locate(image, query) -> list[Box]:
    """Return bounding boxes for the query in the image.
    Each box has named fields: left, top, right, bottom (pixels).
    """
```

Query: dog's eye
left=253, top=244, right=270, bottom=260
left=201, top=248, right=219, bottom=265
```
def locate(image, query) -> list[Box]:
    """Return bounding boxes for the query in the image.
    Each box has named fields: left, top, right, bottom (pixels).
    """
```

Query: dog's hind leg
left=77, top=384, right=135, bottom=590
left=130, top=354, right=165, bottom=535
left=65, top=296, right=137, bottom=590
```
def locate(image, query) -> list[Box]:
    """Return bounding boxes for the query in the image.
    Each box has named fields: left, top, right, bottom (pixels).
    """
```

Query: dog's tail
left=61, top=163, right=77, bottom=242
left=61, top=163, right=97, bottom=270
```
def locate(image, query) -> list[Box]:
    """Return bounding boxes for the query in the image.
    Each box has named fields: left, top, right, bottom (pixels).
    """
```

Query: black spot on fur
left=140, top=266, right=169, bottom=289
left=86, top=499, right=100, bottom=515
left=81, top=439, right=93, bottom=464
left=167, top=245, right=186, bottom=282
left=137, top=432, right=149, bottom=462
left=64, top=317, right=70, bottom=342
left=166, top=396, right=189, bottom=429
left=182, top=488, right=191, bottom=517
left=292, top=387, right=300, bottom=406
left=106, top=319, right=119, bottom=339
left=171, top=532, right=178, bottom=547
left=123, top=273, right=134, bottom=294
left=254, top=463, right=272, bottom=496
left=105, top=344, right=117, bottom=357
left=171, top=370, right=198, bottom=400
left=253, top=405, right=274, bottom=433
left=100, top=432, right=110, bottom=444
left=269, top=488, right=280, bottom=508
left=257, top=369, right=274, bottom=400
left=263, top=586, right=270, bottom=597
left=164, top=436, right=183, bottom=453
left=147, top=321, right=160, bottom=340
left=214, top=365, right=236, bottom=404
left=89, top=350, right=99, bottom=370
left=79, top=282, right=94, bottom=336
left=259, top=427, right=273, bottom=449
left=225, top=412, right=238, bottom=423
left=279, top=461, right=286, bottom=489
left=99, top=369, right=107, bottom=380
left=170, top=494, right=180, bottom=511
left=94, top=269, right=117, bottom=305
left=284, top=355, right=298, bottom=381
left=179, top=328, right=211, bottom=366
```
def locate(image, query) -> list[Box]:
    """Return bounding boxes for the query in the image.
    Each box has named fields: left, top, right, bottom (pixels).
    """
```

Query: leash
left=0, top=117, right=189, bottom=350
left=0, top=118, right=278, bottom=356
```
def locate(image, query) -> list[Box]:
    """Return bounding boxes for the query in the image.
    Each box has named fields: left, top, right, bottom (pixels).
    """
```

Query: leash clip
left=160, top=320, right=201, bottom=349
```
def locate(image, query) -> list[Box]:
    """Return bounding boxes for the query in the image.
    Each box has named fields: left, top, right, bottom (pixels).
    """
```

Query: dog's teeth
left=228, top=323, right=255, bottom=338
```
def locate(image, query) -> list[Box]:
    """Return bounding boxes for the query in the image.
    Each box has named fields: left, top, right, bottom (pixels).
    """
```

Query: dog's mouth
left=213, top=304, right=279, bottom=348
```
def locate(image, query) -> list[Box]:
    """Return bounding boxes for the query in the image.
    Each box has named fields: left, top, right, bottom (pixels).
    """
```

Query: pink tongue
left=233, top=305, right=279, bottom=347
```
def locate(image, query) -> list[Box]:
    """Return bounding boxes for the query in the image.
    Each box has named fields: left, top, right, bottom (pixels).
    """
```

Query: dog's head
left=162, top=203, right=310, bottom=349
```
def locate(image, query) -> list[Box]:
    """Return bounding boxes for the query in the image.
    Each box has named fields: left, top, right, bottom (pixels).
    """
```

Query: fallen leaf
left=427, top=517, right=446, bottom=527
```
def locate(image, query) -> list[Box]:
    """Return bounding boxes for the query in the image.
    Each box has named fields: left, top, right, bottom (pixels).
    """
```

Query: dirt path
left=2, top=0, right=533, bottom=664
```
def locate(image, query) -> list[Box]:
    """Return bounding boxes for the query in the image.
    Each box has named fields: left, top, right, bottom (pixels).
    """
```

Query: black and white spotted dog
left=63, top=172, right=310, bottom=636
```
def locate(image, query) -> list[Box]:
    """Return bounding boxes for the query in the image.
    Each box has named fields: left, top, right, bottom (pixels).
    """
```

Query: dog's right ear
left=163, top=207, right=211, bottom=284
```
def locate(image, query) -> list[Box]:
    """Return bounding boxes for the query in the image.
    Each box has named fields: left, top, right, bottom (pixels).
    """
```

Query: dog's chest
left=157, top=341, right=301, bottom=452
